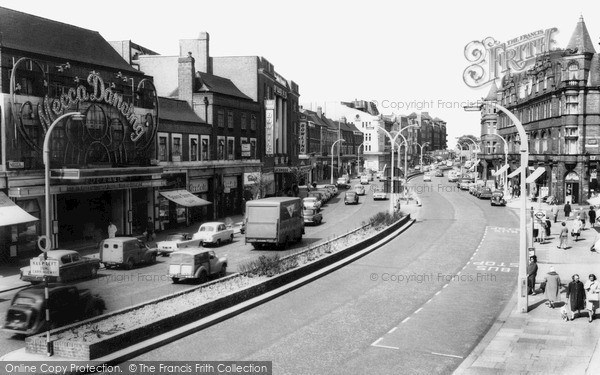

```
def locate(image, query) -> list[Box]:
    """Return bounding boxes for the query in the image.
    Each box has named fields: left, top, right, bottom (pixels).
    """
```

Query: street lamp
left=330, top=139, right=346, bottom=184
left=482, top=133, right=509, bottom=195
left=416, top=142, right=429, bottom=168
left=466, top=100, right=529, bottom=313
left=357, top=142, right=365, bottom=175
left=41, top=111, right=85, bottom=356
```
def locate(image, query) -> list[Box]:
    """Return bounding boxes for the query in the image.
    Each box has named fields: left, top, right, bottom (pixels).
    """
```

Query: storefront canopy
left=507, top=166, right=523, bottom=179
left=492, top=164, right=510, bottom=177
left=0, top=192, right=39, bottom=226
left=159, top=190, right=212, bottom=207
left=526, top=167, right=546, bottom=184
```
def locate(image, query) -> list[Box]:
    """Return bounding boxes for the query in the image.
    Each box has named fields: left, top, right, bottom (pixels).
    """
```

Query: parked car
left=20, top=250, right=101, bottom=285
left=193, top=222, right=234, bottom=247
left=459, top=178, right=473, bottom=190
left=435, top=170, right=444, bottom=177
left=2, top=284, right=105, bottom=336
left=303, top=197, right=322, bottom=210
left=315, top=188, right=332, bottom=202
left=167, top=248, right=227, bottom=284
left=423, top=173, right=432, bottom=182
left=478, top=187, right=493, bottom=199
left=322, top=184, right=339, bottom=196
left=490, top=191, right=507, bottom=206
left=360, top=175, right=370, bottom=185
left=307, top=191, right=324, bottom=205
left=336, top=178, right=350, bottom=189
left=354, top=184, right=366, bottom=195
left=156, top=233, right=199, bottom=256
left=302, top=208, right=323, bottom=225
left=341, top=174, right=351, bottom=183
left=373, top=190, right=388, bottom=200
left=344, top=191, right=359, bottom=205
left=100, top=237, right=158, bottom=269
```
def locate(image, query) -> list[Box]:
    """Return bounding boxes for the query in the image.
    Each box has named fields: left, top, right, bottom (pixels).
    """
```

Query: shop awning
left=0, top=192, right=39, bottom=226
left=507, top=166, right=523, bottom=179
left=159, top=190, right=212, bottom=207
left=493, top=164, right=510, bottom=177
left=526, top=167, right=546, bottom=184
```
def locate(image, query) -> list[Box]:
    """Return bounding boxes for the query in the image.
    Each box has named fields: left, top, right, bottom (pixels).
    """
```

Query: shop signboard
left=223, top=176, right=238, bottom=189
left=241, top=143, right=251, bottom=157
left=244, top=172, right=260, bottom=185
left=265, top=100, right=275, bottom=156
left=189, top=179, right=209, bottom=193
left=299, top=121, right=307, bottom=155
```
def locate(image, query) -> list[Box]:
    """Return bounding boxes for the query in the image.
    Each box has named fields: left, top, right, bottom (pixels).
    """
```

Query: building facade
left=479, top=17, right=600, bottom=204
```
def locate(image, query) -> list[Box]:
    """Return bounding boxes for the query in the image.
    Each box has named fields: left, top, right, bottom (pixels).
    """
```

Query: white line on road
left=388, top=327, right=398, bottom=334
left=431, top=352, right=464, bottom=359
left=402, top=317, right=411, bottom=323
left=443, top=284, right=449, bottom=288
left=415, top=307, right=423, bottom=314
left=372, top=343, right=400, bottom=350
left=426, top=298, right=432, bottom=304
left=435, top=291, right=441, bottom=296
left=372, top=337, right=383, bottom=346
left=457, top=271, right=461, bottom=276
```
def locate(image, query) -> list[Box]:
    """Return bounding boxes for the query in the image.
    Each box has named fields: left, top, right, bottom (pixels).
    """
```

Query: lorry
left=244, top=197, right=304, bottom=249
left=167, top=248, right=227, bottom=284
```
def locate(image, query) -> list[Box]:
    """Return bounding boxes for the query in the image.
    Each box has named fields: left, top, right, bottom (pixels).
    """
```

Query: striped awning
left=526, top=167, right=546, bottom=184
left=493, top=164, right=510, bottom=177
left=507, top=166, right=523, bottom=179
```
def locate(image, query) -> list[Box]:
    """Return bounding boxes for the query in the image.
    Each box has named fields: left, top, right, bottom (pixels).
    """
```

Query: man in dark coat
left=527, top=256, right=538, bottom=295
left=566, top=274, right=586, bottom=320
left=564, top=202, right=572, bottom=219
left=589, top=206, right=597, bottom=228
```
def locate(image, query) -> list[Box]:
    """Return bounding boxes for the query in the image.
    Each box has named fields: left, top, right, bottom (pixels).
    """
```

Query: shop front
left=189, top=177, right=213, bottom=223
left=222, top=176, right=242, bottom=217
left=0, top=192, right=40, bottom=262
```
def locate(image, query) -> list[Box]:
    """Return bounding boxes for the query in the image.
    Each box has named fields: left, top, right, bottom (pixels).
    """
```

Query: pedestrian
left=545, top=215, right=552, bottom=237
left=543, top=266, right=561, bottom=308
left=559, top=222, right=569, bottom=249
left=564, top=201, right=572, bottom=219
left=145, top=217, right=155, bottom=242
left=551, top=205, right=559, bottom=223
left=527, top=255, right=538, bottom=295
left=537, top=218, right=546, bottom=243
left=589, top=206, right=597, bottom=228
left=571, top=218, right=582, bottom=242
left=533, top=218, right=540, bottom=243
left=579, top=208, right=587, bottom=229
left=584, top=274, right=600, bottom=322
left=565, top=274, right=586, bottom=320
left=107, top=221, right=117, bottom=238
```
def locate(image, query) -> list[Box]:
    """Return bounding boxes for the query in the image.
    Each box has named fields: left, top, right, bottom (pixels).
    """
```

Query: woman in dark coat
left=566, top=274, right=586, bottom=320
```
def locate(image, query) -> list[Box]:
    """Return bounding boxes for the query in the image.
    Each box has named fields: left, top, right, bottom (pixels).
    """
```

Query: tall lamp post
left=330, top=139, right=345, bottom=184
left=41, top=111, right=85, bottom=356
left=482, top=133, right=509, bottom=195
left=466, top=100, right=529, bottom=313
left=357, top=142, right=365, bottom=175
left=416, top=142, right=429, bottom=167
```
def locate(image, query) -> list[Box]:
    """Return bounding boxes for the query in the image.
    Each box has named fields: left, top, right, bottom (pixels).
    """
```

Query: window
left=241, top=113, right=247, bottom=130
left=218, top=110, right=224, bottom=128
left=568, top=63, right=579, bottom=80
left=158, top=133, right=169, bottom=161
left=250, top=115, right=257, bottom=130
left=228, top=112, right=234, bottom=129
left=217, top=136, right=225, bottom=160
left=566, top=95, right=578, bottom=115
left=227, top=137, right=235, bottom=160
left=190, top=135, right=198, bottom=161
left=250, top=138, right=257, bottom=158
left=565, top=128, right=578, bottom=155
left=201, top=136, right=210, bottom=161
left=171, top=134, right=182, bottom=160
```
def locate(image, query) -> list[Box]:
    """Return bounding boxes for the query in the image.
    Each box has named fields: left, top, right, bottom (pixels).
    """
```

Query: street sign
left=30, top=259, right=59, bottom=277
left=534, top=211, right=545, bottom=220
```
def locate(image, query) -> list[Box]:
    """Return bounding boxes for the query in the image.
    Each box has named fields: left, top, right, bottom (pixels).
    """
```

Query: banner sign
left=265, top=100, right=275, bottom=156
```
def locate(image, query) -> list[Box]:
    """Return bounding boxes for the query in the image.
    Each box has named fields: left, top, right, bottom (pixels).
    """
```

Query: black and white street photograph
left=0, top=1, right=600, bottom=374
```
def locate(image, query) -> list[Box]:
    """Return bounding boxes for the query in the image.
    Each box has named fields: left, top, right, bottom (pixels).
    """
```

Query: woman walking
left=566, top=274, right=586, bottom=320
left=584, top=274, right=600, bottom=323
left=571, top=218, right=582, bottom=242
left=558, top=222, right=569, bottom=249
left=543, top=266, right=561, bottom=308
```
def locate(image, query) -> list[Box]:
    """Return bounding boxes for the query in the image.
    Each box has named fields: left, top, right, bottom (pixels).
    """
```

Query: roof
left=35, top=249, right=77, bottom=259
left=485, top=81, right=499, bottom=101
left=589, top=54, right=600, bottom=86
left=566, top=16, right=596, bottom=54
left=301, top=109, right=329, bottom=127
left=159, top=97, right=205, bottom=123
left=195, top=72, right=253, bottom=100
left=0, top=6, right=139, bottom=73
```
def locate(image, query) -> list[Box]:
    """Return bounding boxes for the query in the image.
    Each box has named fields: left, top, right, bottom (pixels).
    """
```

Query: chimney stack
left=317, top=106, right=322, bottom=119
left=179, top=32, right=210, bottom=73
left=178, top=52, right=195, bottom=107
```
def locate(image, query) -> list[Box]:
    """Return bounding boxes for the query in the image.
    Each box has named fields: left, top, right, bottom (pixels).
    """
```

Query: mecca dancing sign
left=10, top=57, right=159, bottom=164
left=463, top=28, right=558, bottom=88
left=265, top=100, right=275, bottom=156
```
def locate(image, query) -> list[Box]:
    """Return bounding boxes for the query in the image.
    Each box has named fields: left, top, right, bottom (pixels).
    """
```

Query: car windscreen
left=13, top=297, right=36, bottom=306
left=167, top=234, right=185, bottom=241
left=170, top=253, right=192, bottom=264
left=199, top=226, right=215, bottom=232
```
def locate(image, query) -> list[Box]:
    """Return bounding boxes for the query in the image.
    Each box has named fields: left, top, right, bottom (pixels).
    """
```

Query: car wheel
left=172, top=277, right=180, bottom=284
left=252, top=243, right=261, bottom=250
left=91, top=304, right=103, bottom=317
left=217, top=239, right=222, bottom=247
left=150, top=254, right=157, bottom=264
left=219, top=265, right=227, bottom=278
left=229, top=234, right=234, bottom=243
left=198, top=271, right=208, bottom=284
left=126, top=258, right=135, bottom=270
left=162, top=252, right=169, bottom=257
left=90, top=267, right=98, bottom=279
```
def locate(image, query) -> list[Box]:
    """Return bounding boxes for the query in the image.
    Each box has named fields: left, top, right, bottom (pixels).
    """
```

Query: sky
left=1, top=0, right=598, bottom=149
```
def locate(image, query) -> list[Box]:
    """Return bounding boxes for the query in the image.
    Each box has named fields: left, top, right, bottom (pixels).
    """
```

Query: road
left=0, top=181, right=390, bottom=357
left=129, top=175, right=520, bottom=374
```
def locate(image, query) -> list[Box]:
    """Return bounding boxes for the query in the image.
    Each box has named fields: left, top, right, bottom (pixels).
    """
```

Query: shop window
left=158, top=134, right=169, bottom=161
left=190, top=136, right=198, bottom=161
left=15, top=199, right=41, bottom=255
left=201, top=136, right=210, bottom=161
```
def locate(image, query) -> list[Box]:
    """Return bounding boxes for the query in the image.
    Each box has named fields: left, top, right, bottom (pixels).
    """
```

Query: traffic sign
left=30, top=259, right=59, bottom=277
left=534, top=211, right=545, bottom=220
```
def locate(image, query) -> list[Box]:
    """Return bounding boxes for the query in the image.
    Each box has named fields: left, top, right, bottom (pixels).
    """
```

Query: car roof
left=17, top=283, right=76, bottom=297
left=171, top=247, right=211, bottom=255
left=36, top=249, right=78, bottom=258
left=200, top=222, right=224, bottom=226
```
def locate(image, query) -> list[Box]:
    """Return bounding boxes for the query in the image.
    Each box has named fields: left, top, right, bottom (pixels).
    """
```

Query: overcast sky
left=1, top=0, right=598, bottom=148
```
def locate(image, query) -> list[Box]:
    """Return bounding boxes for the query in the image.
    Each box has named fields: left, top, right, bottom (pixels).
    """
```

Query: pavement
left=0, top=214, right=245, bottom=294
left=455, top=198, right=600, bottom=375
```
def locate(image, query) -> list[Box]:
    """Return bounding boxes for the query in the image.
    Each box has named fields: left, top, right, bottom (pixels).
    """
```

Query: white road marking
left=372, top=343, right=400, bottom=350
left=426, top=298, right=432, bottom=304
left=388, top=327, right=398, bottom=334
left=372, top=337, right=383, bottom=346
left=415, top=307, right=423, bottom=314
left=457, top=271, right=461, bottom=276
left=402, top=317, right=411, bottom=323
left=443, top=284, right=449, bottom=288
left=435, top=291, right=441, bottom=296
left=431, top=352, right=464, bottom=359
